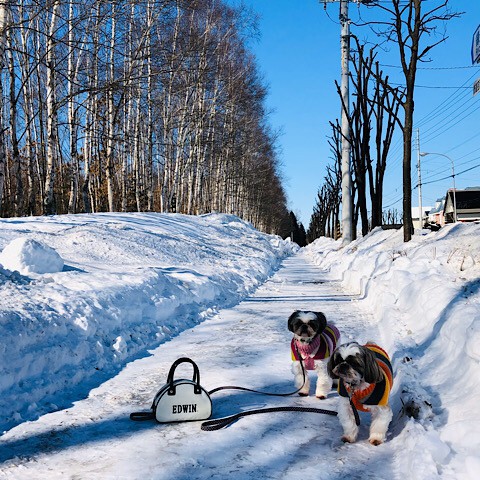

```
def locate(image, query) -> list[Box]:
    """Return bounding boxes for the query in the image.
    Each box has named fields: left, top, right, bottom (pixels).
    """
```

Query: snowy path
left=0, top=251, right=400, bottom=479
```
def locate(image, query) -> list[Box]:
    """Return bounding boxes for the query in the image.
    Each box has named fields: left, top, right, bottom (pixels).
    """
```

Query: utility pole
left=416, top=129, right=423, bottom=229
left=322, top=0, right=373, bottom=244
left=339, top=0, right=352, bottom=244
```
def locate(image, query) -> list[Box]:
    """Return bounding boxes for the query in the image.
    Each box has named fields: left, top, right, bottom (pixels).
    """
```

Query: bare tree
left=308, top=123, right=342, bottom=242
left=43, top=0, right=61, bottom=215
left=337, top=38, right=403, bottom=236
left=368, top=60, right=403, bottom=229
left=0, top=0, right=289, bottom=236
left=368, top=0, right=461, bottom=241
left=0, top=0, right=10, bottom=210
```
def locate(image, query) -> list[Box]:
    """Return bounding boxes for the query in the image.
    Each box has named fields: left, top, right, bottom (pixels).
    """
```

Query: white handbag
left=130, top=357, right=212, bottom=423
left=131, top=356, right=338, bottom=430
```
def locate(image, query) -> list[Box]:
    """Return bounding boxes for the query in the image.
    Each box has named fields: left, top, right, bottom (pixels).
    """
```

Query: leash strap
left=350, top=399, right=361, bottom=426
left=208, top=384, right=303, bottom=396
left=203, top=351, right=341, bottom=431
left=209, top=343, right=307, bottom=397
left=201, top=405, right=338, bottom=431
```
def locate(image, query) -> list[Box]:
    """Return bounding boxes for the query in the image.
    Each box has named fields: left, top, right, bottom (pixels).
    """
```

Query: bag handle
left=130, top=411, right=155, bottom=421
left=166, top=357, right=202, bottom=395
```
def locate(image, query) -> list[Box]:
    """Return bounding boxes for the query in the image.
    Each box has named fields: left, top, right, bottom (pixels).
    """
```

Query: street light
left=419, top=152, right=457, bottom=223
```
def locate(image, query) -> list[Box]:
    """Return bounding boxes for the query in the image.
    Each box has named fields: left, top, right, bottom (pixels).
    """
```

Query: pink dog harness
left=291, top=323, right=340, bottom=370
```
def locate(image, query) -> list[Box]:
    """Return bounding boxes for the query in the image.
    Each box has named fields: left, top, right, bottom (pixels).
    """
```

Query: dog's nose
left=338, top=363, right=350, bottom=374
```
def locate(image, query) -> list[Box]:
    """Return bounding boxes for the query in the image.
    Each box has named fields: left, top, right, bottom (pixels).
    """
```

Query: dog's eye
left=345, top=356, right=361, bottom=369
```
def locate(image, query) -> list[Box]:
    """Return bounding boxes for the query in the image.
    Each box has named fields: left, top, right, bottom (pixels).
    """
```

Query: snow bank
left=0, top=237, right=64, bottom=275
left=0, top=212, right=297, bottom=432
left=305, top=222, right=480, bottom=479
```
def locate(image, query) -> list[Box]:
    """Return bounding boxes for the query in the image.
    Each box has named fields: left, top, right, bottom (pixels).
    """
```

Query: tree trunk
left=7, top=21, right=22, bottom=215
left=43, top=0, right=61, bottom=215
left=0, top=1, right=10, bottom=210
left=67, top=0, right=78, bottom=214
left=105, top=2, right=116, bottom=212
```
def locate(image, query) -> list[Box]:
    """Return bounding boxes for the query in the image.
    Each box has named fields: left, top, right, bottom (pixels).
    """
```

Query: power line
left=421, top=162, right=480, bottom=187
left=414, top=70, right=479, bottom=129
left=446, top=133, right=480, bottom=154
left=415, top=89, right=471, bottom=131
left=423, top=99, right=480, bottom=141
left=383, top=193, right=403, bottom=209
left=422, top=101, right=480, bottom=144
left=380, top=63, right=480, bottom=71
left=389, top=82, right=471, bottom=89
left=384, top=153, right=480, bottom=209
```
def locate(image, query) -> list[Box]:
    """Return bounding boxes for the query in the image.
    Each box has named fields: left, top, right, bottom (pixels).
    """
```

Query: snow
left=0, top=213, right=479, bottom=480
left=0, top=238, right=64, bottom=275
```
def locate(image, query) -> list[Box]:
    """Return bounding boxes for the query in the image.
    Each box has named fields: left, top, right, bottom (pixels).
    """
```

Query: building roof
left=445, top=188, right=480, bottom=210
left=429, top=198, right=445, bottom=215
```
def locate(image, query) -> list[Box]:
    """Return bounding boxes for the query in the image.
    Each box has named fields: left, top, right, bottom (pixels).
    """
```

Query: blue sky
left=227, top=0, right=480, bottom=226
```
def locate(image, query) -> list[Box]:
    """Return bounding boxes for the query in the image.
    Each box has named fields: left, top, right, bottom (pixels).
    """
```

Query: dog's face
left=327, top=342, right=384, bottom=387
left=288, top=310, right=327, bottom=344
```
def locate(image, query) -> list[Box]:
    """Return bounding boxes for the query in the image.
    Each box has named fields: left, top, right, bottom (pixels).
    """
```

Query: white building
left=411, top=206, right=432, bottom=230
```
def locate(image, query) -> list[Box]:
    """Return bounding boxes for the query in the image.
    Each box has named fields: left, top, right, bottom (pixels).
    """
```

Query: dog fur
left=288, top=310, right=340, bottom=399
left=327, top=342, right=393, bottom=445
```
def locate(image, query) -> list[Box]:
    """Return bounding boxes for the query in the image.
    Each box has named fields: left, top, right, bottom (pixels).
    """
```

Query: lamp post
left=419, top=152, right=457, bottom=223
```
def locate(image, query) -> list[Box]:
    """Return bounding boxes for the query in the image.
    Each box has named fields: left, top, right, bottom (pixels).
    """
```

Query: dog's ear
left=287, top=311, right=300, bottom=332
left=327, top=350, right=339, bottom=379
left=362, top=347, right=384, bottom=384
left=314, top=312, right=327, bottom=332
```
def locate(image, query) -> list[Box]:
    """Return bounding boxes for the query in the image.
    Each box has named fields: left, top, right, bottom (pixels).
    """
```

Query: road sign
left=472, top=25, right=480, bottom=64
left=474, top=78, right=480, bottom=97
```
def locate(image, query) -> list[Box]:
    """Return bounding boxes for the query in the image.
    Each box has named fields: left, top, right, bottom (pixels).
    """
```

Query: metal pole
left=451, top=160, right=457, bottom=223
left=340, top=0, right=352, bottom=243
left=416, top=129, right=423, bottom=229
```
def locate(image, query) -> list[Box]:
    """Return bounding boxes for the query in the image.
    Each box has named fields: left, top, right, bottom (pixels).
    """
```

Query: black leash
left=201, top=405, right=338, bottom=431
left=350, top=399, right=361, bottom=426
left=208, top=345, right=307, bottom=397
left=208, top=343, right=307, bottom=397
left=199, top=345, right=340, bottom=431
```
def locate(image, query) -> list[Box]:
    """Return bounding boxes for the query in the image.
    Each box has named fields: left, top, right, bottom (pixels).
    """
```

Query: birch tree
left=43, top=0, right=61, bottom=215
left=0, top=0, right=290, bottom=237
left=0, top=0, right=9, bottom=209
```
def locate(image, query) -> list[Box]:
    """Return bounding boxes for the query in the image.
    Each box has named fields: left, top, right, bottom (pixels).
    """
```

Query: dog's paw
left=341, top=435, right=356, bottom=443
left=298, top=392, right=309, bottom=397
left=316, top=394, right=327, bottom=400
left=368, top=434, right=385, bottom=446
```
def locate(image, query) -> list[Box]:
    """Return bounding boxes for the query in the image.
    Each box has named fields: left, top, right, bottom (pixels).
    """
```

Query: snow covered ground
left=0, top=213, right=296, bottom=434
left=0, top=213, right=479, bottom=479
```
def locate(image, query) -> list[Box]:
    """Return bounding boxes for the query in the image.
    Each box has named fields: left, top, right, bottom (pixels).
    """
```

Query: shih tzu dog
left=327, top=342, right=394, bottom=445
left=288, top=310, right=340, bottom=399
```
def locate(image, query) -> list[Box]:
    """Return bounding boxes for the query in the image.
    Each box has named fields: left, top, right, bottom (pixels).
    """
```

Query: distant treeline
left=0, top=0, right=292, bottom=236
